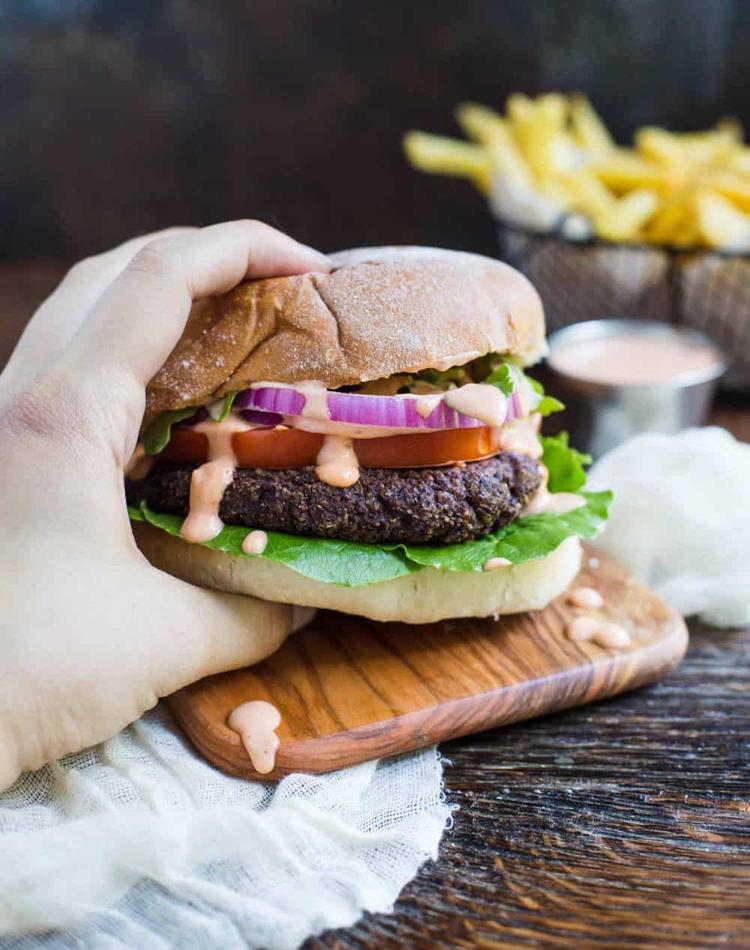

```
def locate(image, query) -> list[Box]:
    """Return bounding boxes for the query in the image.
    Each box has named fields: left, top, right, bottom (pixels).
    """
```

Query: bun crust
left=133, top=522, right=580, bottom=624
left=146, top=246, right=546, bottom=413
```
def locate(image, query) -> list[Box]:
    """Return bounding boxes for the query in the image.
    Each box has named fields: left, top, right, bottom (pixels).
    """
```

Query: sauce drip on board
left=566, top=615, right=631, bottom=650
left=315, top=434, right=360, bottom=487
left=566, top=586, right=604, bottom=609
left=227, top=700, right=282, bottom=774
left=550, top=333, right=721, bottom=386
left=242, top=529, right=269, bottom=555
left=181, top=417, right=250, bottom=543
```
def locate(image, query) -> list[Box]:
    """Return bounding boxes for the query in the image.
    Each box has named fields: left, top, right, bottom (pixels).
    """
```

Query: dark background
left=1, top=0, right=748, bottom=261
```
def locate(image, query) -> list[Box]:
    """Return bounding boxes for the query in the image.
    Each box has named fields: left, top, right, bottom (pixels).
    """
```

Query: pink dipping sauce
left=549, top=333, right=721, bottom=387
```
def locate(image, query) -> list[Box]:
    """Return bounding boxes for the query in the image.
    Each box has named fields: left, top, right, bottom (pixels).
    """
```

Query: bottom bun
left=133, top=523, right=582, bottom=623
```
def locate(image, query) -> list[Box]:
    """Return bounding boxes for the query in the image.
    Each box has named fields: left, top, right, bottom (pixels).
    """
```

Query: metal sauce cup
left=545, top=319, right=726, bottom=458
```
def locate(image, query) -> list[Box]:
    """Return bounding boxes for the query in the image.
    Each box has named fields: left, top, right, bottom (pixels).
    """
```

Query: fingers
left=1, top=227, right=197, bottom=393
left=147, top=570, right=315, bottom=697
left=63, top=220, right=331, bottom=387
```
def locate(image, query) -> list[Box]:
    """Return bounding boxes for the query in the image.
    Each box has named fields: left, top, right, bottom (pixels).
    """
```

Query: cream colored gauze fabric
left=588, top=426, right=750, bottom=628
left=0, top=705, right=452, bottom=949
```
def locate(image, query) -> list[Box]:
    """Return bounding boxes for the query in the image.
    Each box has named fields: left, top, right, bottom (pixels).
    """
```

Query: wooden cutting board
left=168, top=545, right=688, bottom=780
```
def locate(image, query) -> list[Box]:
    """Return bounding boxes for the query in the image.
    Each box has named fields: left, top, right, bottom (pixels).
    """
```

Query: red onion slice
left=510, top=389, right=522, bottom=419
left=235, top=387, right=306, bottom=415
left=235, top=383, right=524, bottom=430
left=241, top=409, right=284, bottom=426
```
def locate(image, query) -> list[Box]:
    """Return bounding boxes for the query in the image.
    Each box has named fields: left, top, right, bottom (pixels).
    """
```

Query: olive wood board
left=168, top=544, right=688, bottom=780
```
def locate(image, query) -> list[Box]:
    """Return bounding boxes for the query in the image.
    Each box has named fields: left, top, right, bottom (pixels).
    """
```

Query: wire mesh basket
left=497, top=222, right=750, bottom=390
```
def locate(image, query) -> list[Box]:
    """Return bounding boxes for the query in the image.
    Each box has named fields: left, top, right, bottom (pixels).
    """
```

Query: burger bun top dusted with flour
left=146, top=246, right=546, bottom=414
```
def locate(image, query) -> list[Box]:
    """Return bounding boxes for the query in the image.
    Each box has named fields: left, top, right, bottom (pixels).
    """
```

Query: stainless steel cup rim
left=546, top=319, right=727, bottom=391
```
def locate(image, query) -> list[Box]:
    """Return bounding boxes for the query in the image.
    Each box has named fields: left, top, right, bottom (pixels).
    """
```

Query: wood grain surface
left=169, top=547, right=687, bottom=780
left=307, top=620, right=750, bottom=950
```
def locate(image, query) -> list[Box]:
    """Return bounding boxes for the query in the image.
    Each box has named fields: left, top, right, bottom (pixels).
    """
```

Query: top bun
left=146, top=246, right=546, bottom=413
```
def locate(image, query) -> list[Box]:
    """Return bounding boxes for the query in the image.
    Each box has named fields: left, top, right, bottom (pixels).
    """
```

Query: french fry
left=535, top=93, right=569, bottom=128
left=455, top=101, right=507, bottom=143
left=594, top=188, right=659, bottom=242
left=506, top=95, right=554, bottom=179
left=697, top=168, right=750, bottom=213
left=402, top=131, right=492, bottom=193
left=455, top=102, right=533, bottom=187
left=570, top=95, right=615, bottom=158
left=557, top=169, right=615, bottom=219
left=676, top=122, right=742, bottom=165
left=507, top=93, right=581, bottom=179
left=404, top=93, right=750, bottom=250
left=695, top=189, right=750, bottom=251
left=641, top=189, right=699, bottom=246
left=593, top=149, right=674, bottom=194
left=635, top=127, right=688, bottom=166
left=729, top=146, right=750, bottom=175
left=637, top=124, right=741, bottom=167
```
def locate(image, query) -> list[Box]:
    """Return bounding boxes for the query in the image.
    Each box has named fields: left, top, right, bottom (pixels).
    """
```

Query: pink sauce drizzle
left=550, top=333, right=721, bottom=386
left=566, top=586, right=604, bottom=609
left=180, top=417, right=250, bottom=543
left=496, top=413, right=543, bottom=458
left=566, top=615, right=631, bottom=650
left=484, top=557, right=512, bottom=571
left=124, top=443, right=154, bottom=481
left=315, top=434, right=360, bottom=487
left=443, top=383, right=508, bottom=427
left=523, top=464, right=585, bottom=516
left=227, top=700, right=282, bottom=774
left=298, top=380, right=331, bottom=421
left=242, top=530, right=268, bottom=555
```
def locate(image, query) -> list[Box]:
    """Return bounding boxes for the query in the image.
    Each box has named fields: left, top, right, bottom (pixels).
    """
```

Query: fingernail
left=292, top=606, right=316, bottom=631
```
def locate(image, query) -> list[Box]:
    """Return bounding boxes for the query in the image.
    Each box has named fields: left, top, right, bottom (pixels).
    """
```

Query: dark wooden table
left=2, top=265, right=749, bottom=949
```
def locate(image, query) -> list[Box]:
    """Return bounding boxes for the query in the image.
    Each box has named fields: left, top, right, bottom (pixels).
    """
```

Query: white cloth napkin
left=588, top=426, right=750, bottom=627
left=0, top=705, right=451, bottom=948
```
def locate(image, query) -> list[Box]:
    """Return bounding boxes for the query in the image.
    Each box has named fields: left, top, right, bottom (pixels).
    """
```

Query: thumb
left=61, top=220, right=331, bottom=389
left=141, top=567, right=315, bottom=699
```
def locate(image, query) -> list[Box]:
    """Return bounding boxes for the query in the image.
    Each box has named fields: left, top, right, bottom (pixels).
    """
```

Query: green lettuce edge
left=128, top=489, right=611, bottom=589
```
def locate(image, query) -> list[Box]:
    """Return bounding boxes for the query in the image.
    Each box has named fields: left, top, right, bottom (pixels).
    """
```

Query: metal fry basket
left=497, top=221, right=750, bottom=390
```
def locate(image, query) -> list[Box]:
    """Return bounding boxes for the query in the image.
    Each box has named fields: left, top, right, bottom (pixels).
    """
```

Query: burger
left=127, top=246, right=611, bottom=624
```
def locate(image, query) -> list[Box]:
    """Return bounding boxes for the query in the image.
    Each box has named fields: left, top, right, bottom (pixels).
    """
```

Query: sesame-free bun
left=132, top=522, right=580, bottom=624
left=146, top=246, right=546, bottom=413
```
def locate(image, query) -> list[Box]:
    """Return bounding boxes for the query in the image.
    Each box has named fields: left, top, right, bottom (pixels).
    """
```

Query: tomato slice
left=355, top=427, right=501, bottom=467
left=162, top=426, right=502, bottom=469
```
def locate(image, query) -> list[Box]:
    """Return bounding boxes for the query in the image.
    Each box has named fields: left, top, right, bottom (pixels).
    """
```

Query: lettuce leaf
left=129, top=504, right=418, bottom=586
left=482, top=362, right=515, bottom=396
left=525, top=376, right=565, bottom=417
left=142, top=408, right=198, bottom=455
left=210, top=391, right=237, bottom=422
left=541, top=432, right=591, bottom=493
left=481, top=358, right=563, bottom=417
left=129, top=491, right=609, bottom=587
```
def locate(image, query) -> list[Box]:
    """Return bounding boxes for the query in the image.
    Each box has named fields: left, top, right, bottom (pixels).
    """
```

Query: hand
left=0, top=221, right=330, bottom=790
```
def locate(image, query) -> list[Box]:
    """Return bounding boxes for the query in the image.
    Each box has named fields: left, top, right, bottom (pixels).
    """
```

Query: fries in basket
left=403, top=93, right=750, bottom=252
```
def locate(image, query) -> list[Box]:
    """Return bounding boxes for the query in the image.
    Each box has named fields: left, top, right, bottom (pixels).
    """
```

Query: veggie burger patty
left=127, top=452, right=542, bottom=545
